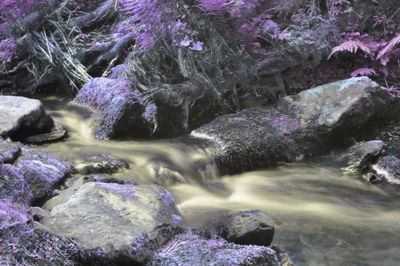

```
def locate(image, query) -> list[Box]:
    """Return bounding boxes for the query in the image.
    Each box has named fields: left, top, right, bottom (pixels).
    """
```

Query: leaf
left=350, top=68, right=377, bottom=77
left=377, top=34, right=400, bottom=65
left=328, top=40, right=371, bottom=59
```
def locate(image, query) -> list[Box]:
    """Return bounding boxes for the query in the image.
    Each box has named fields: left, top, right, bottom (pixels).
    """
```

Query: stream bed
left=41, top=97, right=400, bottom=266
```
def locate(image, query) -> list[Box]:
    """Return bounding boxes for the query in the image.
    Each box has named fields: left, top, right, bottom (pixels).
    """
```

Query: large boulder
left=40, top=181, right=183, bottom=254
left=151, top=230, right=280, bottom=265
left=190, top=77, right=395, bottom=174
left=0, top=96, right=54, bottom=140
left=74, top=77, right=152, bottom=139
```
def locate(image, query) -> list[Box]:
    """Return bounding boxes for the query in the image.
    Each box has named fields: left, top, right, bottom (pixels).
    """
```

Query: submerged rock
left=208, top=210, right=275, bottom=247
left=372, top=156, right=400, bottom=185
left=40, top=181, right=183, bottom=254
left=74, top=77, right=151, bottom=139
left=74, top=154, right=129, bottom=175
left=190, top=77, right=395, bottom=174
left=341, top=140, right=385, bottom=174
left=0, top=96, right=54, bottom=140
left=145, top=160, right=188, bottom=186
left=152, top=230, right=279, bottom=265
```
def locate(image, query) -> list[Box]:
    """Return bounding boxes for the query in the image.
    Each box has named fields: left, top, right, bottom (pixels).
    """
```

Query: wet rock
left=74, top=154, right=129, bottom=175
left=0, top=96, right=54, bottom=140
left=74, top=77, right=151, bottom=139
left=151, top=230, right=280, bottom=265
left=209, top=210, right=275, bottom=246
left=0, top=140, right=20, bottom=164
left=23, top=123, right=67, bottom=145
left=341, top=140, right=385, bottom=174
left=40, top=181, right=183, bottom=254
left=372, top=156, right=400, bottom=185
left=14, top=146, right=72, bottom=202
left=190, top=77, right=395, bottom=174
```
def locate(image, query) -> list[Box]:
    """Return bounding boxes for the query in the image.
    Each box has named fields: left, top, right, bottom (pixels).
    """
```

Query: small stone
left=209, top=209, right=275, bottom=246
left=23, top=123, right=67, bottom=145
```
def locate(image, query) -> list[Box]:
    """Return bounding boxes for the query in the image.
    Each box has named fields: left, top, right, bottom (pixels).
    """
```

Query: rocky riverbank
left=1, top=74, right=400, bottom=265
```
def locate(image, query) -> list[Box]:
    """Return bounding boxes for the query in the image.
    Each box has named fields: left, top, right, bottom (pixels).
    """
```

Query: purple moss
left=158, top=191, right=174, bottom=206
left=15, top=146, right=72, bottom=201
left=272, top=117, right=301, bottom=134
left=74, top=77, right=148, bottom=139
left=172, top=214, right=183, bottom=226
left=95, top=182, right=138, bottom=200
left=152, top=230, right=278, bottom=265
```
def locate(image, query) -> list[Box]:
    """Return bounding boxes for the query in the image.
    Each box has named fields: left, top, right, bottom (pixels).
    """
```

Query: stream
left=41, top=97, right=400, bottom=266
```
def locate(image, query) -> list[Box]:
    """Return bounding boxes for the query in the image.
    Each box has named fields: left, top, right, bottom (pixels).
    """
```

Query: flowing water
left=41, top=97, right=400, bottom=266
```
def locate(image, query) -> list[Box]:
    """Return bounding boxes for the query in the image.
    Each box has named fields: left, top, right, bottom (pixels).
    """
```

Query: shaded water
left=42, top=97, right=400, bottom=266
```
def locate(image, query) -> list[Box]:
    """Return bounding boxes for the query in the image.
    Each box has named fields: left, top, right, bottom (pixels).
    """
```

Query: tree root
left=87, top=32, right=136, bottom=76
left=69, top=0, right=119, bottom=31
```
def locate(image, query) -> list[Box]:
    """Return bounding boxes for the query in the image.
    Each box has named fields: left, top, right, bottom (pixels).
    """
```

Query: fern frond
left=350, top=68, right=377, bottom=77
left=377, top=34, right=400, bottom=65
left=328, top=40, right=371, bottom=59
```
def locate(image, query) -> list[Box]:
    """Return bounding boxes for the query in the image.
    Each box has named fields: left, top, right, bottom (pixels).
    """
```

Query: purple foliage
left=0, top=37, right=17, bottom=64
left=118, top=0, right=187, bottom=49
left=0, top=0, right=46, bottom=29
left=117, top=0, right=274, bottom=52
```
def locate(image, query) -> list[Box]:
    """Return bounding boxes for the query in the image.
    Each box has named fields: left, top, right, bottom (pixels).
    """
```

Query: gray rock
left=341, top=140, right=385, bottom=174
left=372, top=156, right=400, bottom=185
left=74, top=154, right=129, bottom=175
left=209, top=210, right=275, bottom=246
left=190, top=77, right=395, bottom=174
left=40, top=181, right=183, bottom=253
left=152, top=230, right=280, bottom=265
left=0, top=96, right=54, bottom=140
